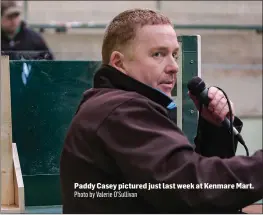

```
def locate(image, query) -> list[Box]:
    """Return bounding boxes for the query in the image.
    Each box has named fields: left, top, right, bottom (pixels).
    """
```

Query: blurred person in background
left=1, top=1, right=54, bottom=60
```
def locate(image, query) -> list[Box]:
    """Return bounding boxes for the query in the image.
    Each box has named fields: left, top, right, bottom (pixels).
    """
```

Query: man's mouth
left=160, top=80, right=174, bottom=86
left=162, top=81, right=173, bottom=84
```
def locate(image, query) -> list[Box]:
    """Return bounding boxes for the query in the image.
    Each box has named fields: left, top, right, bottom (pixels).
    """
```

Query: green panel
left=24, top=175, right=60, bottom=206
left=177, top=36, right=199, bottom=144
left=182, top=36, right=199, bottom=144
left=10, top=61, right=101, bottom=206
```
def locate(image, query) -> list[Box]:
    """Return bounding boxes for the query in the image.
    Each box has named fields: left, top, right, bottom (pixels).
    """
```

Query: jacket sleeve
left=97, top=97, right=263, bottom=213
left=194, top=116, right=243, bottom=158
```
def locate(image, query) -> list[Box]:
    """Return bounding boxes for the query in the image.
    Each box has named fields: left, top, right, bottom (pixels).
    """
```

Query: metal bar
left=29, top=23, right=263, bottom=31
left=174, top=24, right=262, bottom=31
left=202, top=64, right=263, bottom=70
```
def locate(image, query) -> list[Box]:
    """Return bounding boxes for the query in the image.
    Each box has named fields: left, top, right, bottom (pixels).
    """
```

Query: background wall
left=24, top=1, right=262, bottom=25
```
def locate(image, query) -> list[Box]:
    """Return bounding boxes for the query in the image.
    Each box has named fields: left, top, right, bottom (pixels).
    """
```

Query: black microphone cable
left=197, top=86, right=249, bottom=157
left=216, top=88, right=248, bottom=215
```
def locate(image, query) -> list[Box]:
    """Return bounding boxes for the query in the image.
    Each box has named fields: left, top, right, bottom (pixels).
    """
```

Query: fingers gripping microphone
left=187, top=76, right=244, bottom=143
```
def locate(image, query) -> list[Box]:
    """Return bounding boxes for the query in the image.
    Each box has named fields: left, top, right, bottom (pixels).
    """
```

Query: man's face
left=1, top=13, right=21, bottom=34
left=121, top=24, right=180, bottom=97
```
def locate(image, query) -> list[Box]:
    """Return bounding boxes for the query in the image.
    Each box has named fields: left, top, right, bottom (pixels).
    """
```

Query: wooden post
left=13, top=143, right=25, bottom=213
left=1, top=56, right=25, bottom=213
left=1, top=55, right=14, bottom=206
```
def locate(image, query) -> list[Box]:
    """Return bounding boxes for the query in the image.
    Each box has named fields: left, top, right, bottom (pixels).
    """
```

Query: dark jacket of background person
left=1, top=1, right=54, bottom=60
left=60, top=64, right=263, bottom=214
left=1, top=21, right=54, bottom=60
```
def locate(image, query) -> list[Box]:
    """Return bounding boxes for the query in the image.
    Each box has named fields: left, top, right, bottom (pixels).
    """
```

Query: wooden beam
left=1, top=143, right=25, bottom=213
left=1, top=56, right=25, bottom=213
left=1, top=56, right=14, bottom=206
left=1, top=205, right=21, bottom=213
left=13, top=143, right=25, bottom=213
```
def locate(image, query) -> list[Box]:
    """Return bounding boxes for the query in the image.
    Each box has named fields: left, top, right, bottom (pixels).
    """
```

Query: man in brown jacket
left=60, top=9, right=263, bottom=213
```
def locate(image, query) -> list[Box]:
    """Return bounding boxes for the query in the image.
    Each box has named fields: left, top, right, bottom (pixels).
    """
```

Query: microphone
left=187, top=76, right=243, bottom=142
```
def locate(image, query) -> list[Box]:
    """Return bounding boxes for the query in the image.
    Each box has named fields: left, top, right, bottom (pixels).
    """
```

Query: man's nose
left=165, top=59, right=179, bottom=74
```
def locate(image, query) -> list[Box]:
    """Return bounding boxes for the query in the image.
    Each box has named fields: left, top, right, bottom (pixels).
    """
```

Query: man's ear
left=109, top=51, right=127, bottom=74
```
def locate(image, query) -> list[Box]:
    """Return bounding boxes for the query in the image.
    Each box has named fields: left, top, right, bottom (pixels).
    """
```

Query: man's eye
left=173, top=53, right=179, bottom=60
left=153, top=52, right=163, bottom=57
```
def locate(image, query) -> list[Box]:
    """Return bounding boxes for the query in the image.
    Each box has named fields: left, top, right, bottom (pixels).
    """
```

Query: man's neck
left=93, top=64, right=176, bottom=110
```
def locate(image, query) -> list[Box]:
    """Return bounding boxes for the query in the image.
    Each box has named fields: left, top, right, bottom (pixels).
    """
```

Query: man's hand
left=188, top=87, right=235, bottom=126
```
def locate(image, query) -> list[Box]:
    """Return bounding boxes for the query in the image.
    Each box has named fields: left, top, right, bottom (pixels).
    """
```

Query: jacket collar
left=93, top=64, right=176, bottom=110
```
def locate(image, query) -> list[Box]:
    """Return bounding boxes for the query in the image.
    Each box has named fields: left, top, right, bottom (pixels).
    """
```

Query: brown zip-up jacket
left=60, top=64, right=263, bottom=214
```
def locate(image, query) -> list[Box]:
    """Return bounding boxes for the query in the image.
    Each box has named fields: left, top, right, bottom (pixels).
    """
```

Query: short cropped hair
left=102, top=8, right=173, bottom=64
